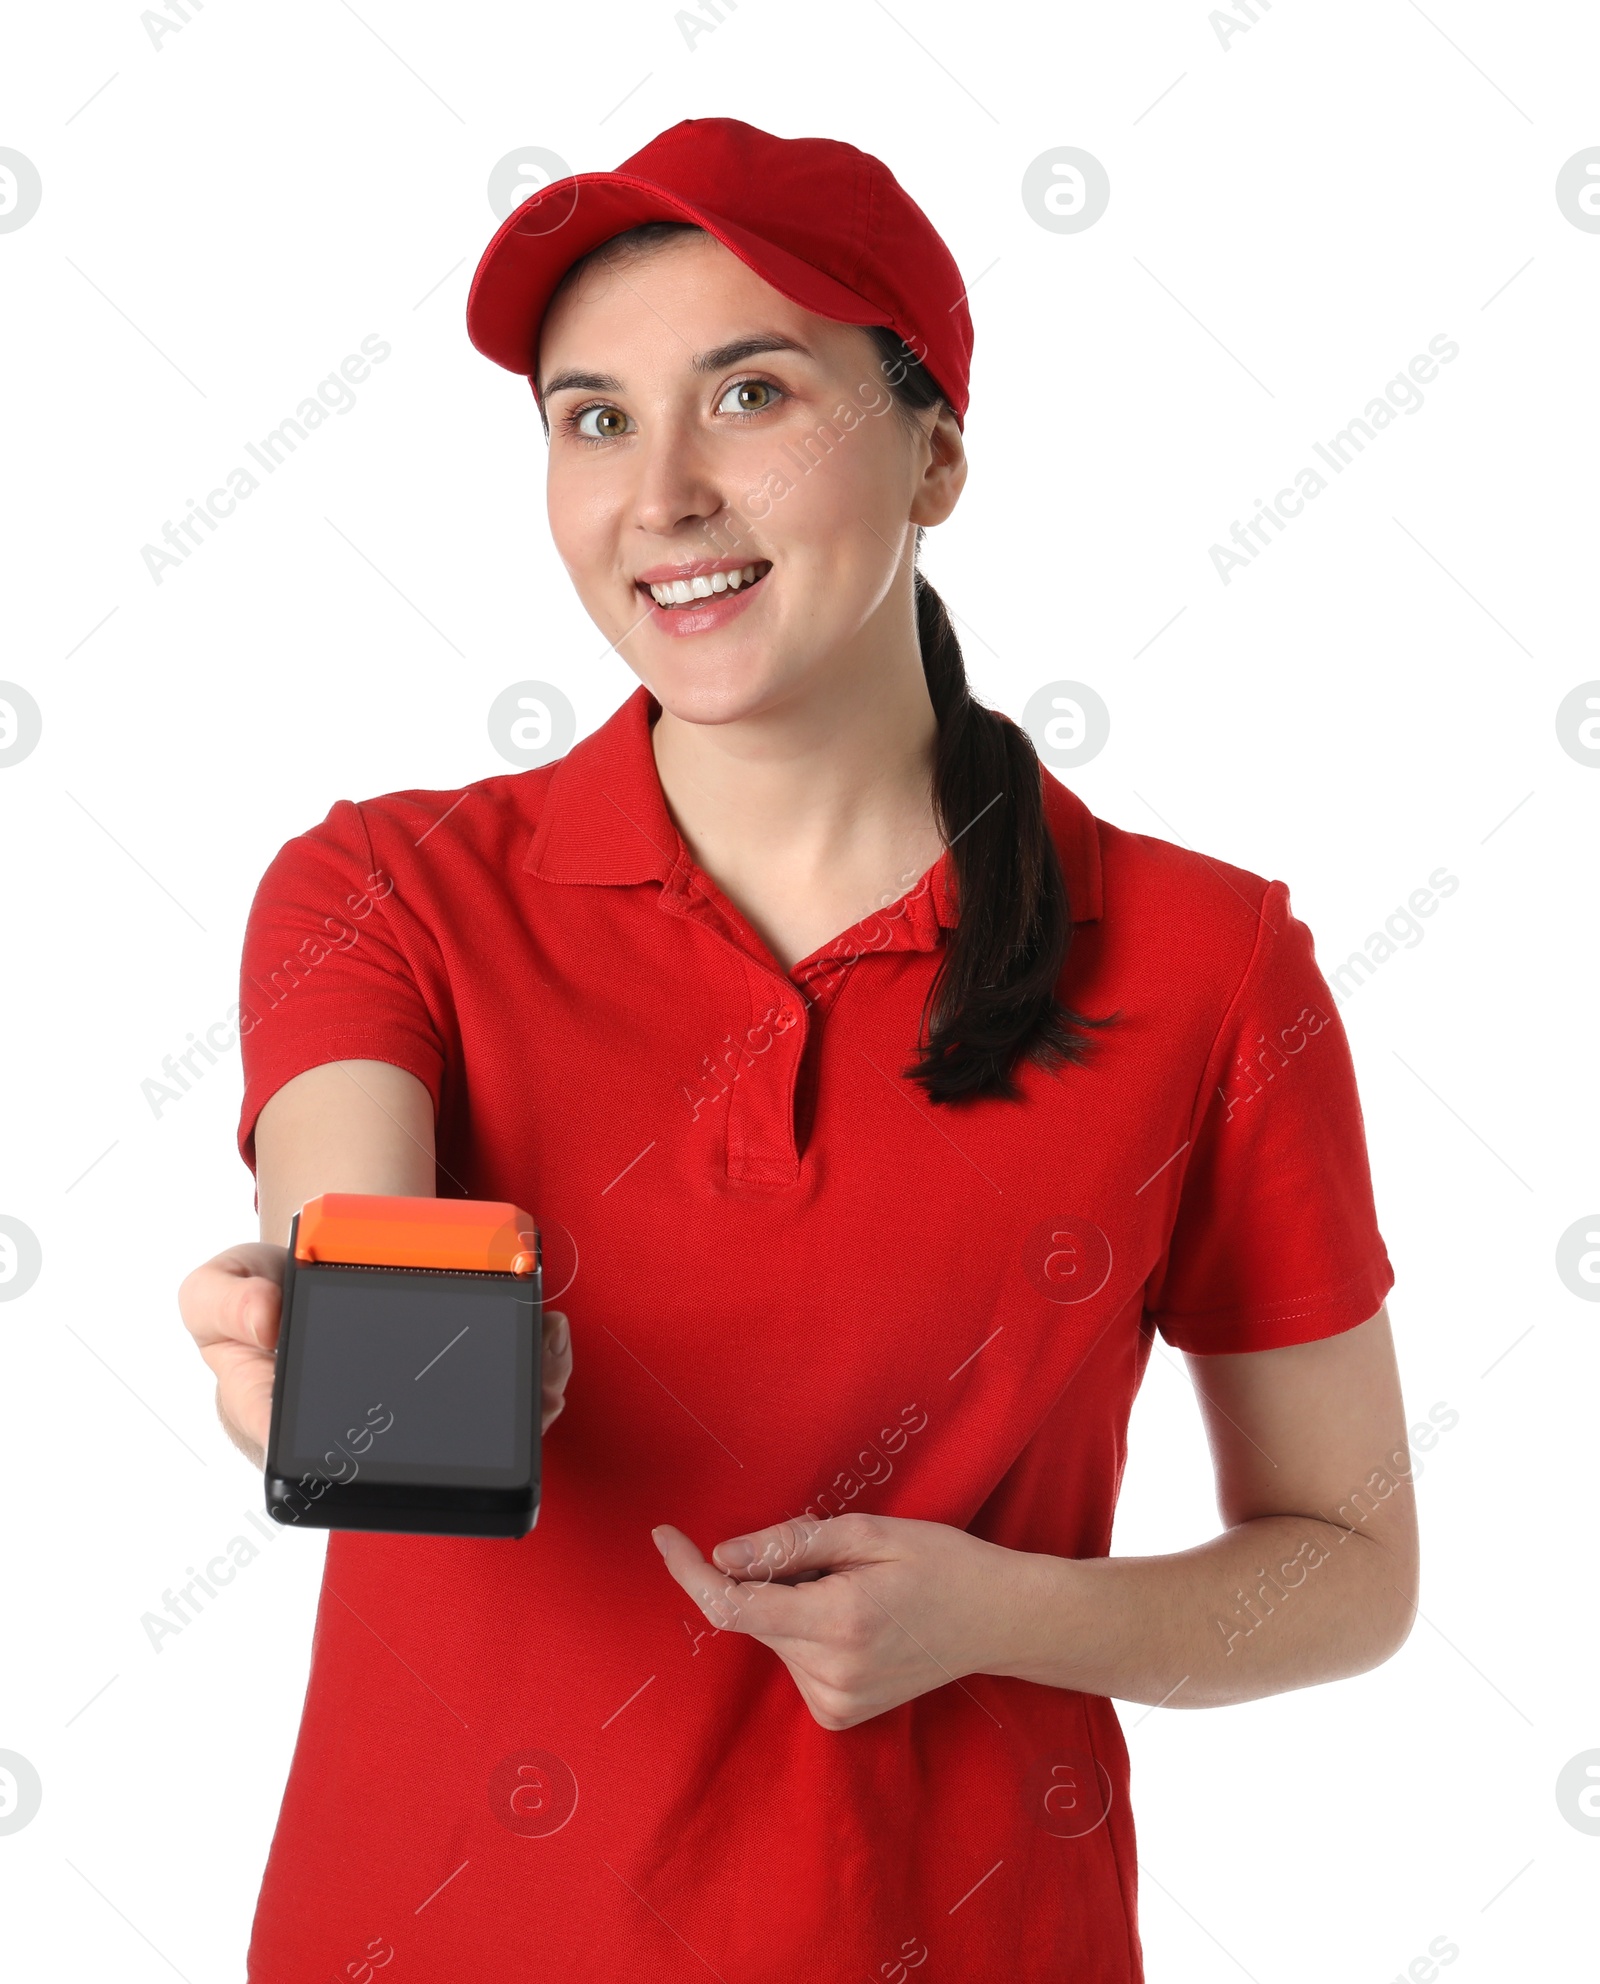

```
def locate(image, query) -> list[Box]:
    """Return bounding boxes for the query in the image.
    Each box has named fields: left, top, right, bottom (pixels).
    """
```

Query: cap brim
left=466, top=172, right=890, bottom=383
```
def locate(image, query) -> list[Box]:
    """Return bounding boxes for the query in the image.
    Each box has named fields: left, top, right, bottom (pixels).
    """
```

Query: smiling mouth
left=638, top=560, right=772, bottom=609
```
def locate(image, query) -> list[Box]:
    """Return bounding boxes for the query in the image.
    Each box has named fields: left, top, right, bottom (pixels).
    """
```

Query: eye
left=568, top=402, right=633, bottom=443
left=716, top=377, right=784, bottom=417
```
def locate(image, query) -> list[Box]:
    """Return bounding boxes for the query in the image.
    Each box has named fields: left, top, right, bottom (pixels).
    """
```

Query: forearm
left=992, top=1515, right=1416, bottom=1709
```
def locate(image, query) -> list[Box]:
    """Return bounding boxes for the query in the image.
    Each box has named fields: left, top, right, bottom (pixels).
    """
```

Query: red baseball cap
left=465, top=117, right=973, bottom=426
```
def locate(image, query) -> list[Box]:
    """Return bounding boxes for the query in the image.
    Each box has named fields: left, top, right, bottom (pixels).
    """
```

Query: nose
left=628, top=410, right=729, bottom=544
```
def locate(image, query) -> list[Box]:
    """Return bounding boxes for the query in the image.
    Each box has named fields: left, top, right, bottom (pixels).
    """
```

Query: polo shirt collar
left=521, top=683, right=1102, bottom=932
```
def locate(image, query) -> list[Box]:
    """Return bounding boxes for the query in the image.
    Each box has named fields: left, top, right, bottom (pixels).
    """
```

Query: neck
left=646, top=591, right=945, bottom=966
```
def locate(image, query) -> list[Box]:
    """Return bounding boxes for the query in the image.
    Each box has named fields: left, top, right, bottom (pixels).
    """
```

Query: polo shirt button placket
left=724, top=966, right=811, bottom=1187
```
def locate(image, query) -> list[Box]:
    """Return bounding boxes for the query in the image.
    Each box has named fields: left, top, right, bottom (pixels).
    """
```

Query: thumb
left=712, top=1512, right=887, bottom=1583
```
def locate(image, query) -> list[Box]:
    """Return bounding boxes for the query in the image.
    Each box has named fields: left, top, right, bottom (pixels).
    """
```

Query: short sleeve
left=235, top=800, right=446, bottom=1176
left=1143, top=878, right=1395, bottom=1355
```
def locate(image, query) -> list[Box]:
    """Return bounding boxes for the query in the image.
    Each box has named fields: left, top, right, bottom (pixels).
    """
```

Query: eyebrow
left=538, top=333, right=816, bottom=402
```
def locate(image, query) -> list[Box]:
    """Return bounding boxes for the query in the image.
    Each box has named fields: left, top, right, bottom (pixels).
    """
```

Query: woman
left=179, top=117, right=1417, bottom=1982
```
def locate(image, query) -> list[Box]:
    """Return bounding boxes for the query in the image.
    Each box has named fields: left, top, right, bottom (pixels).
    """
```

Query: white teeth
left=647, top=562, right=767, bottom=607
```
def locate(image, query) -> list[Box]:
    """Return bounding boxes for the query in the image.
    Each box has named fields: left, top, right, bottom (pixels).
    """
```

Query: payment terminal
left=264, top=1194, right=543, bottom=1538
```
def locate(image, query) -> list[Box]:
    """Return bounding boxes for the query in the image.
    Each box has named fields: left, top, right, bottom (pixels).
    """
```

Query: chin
left=634, top=646, right=803, bottom=728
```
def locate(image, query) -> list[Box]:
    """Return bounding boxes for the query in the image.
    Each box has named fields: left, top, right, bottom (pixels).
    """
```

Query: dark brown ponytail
left=864, top=326, right=1118, bottom=1107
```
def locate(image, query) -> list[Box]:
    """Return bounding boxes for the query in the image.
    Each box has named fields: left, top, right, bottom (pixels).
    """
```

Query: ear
left=909, top=405, right=967, bottom=528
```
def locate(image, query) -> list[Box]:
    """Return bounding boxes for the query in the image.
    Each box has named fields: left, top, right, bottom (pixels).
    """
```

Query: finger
left=712, top=1512, right=889, bottom=1583
left=650, top=1524, right=818, bottom=1641
left=711, top=1514, right=825, bottom=1581
left=178, top=1248, right=284, bottom=1353
left=205, top=1343, right=276, bottom=1455
left=540, top=1312, right=571, bottom=1434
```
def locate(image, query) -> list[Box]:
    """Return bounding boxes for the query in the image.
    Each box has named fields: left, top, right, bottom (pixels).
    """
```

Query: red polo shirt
left=235, top=683, right=1393, bottom=1982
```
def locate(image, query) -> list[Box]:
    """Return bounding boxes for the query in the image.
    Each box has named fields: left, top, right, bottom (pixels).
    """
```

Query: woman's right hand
left=177, top=1241, right=574, bottom=1467
left=178, top=1241, right=287, bottom=1467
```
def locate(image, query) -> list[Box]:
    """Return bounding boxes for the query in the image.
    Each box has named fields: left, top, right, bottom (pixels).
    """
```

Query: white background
left=2, top=2, right=1597, bottom=1978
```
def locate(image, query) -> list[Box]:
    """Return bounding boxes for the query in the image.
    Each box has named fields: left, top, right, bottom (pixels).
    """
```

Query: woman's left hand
left=650, top=1512, right=1040, bottom=1730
